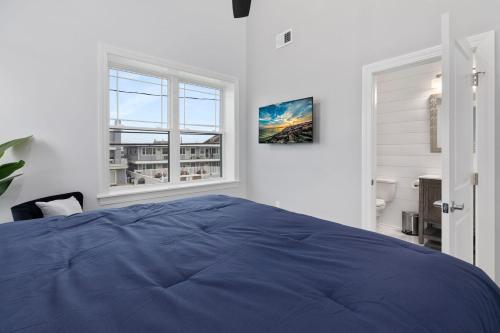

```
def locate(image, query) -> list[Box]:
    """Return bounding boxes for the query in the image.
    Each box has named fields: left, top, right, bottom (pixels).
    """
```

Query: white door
left=441, top=13, right=475, bottom=263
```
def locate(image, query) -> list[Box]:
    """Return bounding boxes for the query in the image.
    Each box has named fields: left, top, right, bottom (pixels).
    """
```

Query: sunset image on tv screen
left=259, top=97, right=313, bottom=144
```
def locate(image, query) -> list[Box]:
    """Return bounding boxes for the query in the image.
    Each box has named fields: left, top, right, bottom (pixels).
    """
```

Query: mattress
left=1, top=195, right=499, bottom=332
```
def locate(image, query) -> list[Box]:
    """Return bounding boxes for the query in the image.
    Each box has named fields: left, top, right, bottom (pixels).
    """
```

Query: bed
left=1, top=195, right=499, bottom=332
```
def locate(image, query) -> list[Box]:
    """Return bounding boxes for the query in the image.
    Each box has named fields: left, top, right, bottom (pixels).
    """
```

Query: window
left=179, top=83, right=220, bottom=132
left=179, top=82, right=222, bottom=182
left=102, top=51, right=237, bottom=198
left=180, top=133, right=222, bottom=182
left=109, top=69, right=168, bottom=128
left=109, top=128, right=170, bottom=185
left=108, top=68, right=169, bottom=187
left=142, top=148, right=156, bottom=155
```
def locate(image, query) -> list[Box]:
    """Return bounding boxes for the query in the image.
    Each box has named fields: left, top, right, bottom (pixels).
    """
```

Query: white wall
left=246, top=0, right=500, bottom=282
left=376, top=61, right=442, bottom=228
left=0, top=0, right=247, bottom=221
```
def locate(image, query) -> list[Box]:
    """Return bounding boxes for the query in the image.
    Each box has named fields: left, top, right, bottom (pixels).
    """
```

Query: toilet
left=376, top=178, right=397, bottom=218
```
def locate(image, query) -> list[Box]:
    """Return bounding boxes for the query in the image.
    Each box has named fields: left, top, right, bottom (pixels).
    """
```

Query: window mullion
left=116, top=73, right=119, bottom=125
left=160, top=79, right=163, bottom=127
left=220, top=89, right=225, bottom=179
left=169, top=76, right=181, bottom=184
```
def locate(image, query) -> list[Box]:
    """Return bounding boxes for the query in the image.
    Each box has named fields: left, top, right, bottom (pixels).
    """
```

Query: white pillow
left=35, top=196, right=83, bottom=218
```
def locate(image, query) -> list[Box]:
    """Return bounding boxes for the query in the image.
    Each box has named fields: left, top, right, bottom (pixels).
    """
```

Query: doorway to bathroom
left=373, top=60, right=442, bottom=247
left=360, top=19, right=496, bottom=281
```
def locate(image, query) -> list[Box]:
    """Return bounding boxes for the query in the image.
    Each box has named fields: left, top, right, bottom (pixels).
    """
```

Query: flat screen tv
left=259, top=97, right=313, bottom=144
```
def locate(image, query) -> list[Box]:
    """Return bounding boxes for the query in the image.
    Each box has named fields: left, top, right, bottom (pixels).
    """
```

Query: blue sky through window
left=110, top=69, right=221, bottom=144
left=109, top=69, right=168, bottom=128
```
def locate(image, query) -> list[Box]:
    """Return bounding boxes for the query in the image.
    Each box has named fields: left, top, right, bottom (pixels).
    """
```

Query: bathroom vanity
left=418, top=175, right=442, bottom=250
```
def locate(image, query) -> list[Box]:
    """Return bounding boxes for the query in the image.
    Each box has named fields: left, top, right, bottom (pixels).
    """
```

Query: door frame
left=361, top=31, right=496, bottom=280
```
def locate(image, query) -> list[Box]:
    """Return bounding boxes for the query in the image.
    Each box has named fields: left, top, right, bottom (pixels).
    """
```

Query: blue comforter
left=1, top=195, right=499, bottom=332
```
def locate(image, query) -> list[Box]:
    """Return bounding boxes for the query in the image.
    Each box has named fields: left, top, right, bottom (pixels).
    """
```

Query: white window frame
left=97, top=44, right=240, bottom=205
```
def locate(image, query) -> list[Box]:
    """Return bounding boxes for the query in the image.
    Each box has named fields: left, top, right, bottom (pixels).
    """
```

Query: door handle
left=450, top=201, right=465, bottom=212
left=433, top=200, right=443, bottom=208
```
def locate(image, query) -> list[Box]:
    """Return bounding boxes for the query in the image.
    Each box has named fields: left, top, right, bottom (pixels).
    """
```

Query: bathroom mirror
left=429, top=94, right=442, bottom=153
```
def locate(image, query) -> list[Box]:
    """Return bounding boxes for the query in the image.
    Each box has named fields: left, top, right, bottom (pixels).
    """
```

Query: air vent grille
left=284, top=31, right=291, bottom=43
left=276, top=29, right=293, bottom=49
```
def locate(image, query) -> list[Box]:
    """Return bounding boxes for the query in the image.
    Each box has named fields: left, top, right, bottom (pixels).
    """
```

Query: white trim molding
left=97, top=180, right=240, bottom=206
left=97, top=44, right=240, bottom=204
left=472, top=31, right=496, bottom=280
left=361, top=45, right=441, bottom=232
left=361, top=32, right=496, bottom=281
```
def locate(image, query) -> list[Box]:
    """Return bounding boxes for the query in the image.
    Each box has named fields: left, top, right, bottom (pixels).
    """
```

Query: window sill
left=97, top=179, right=240, bottom=206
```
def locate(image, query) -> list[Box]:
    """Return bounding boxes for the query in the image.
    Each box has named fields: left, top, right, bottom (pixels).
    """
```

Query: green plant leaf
left=0, top=136, right=33, bottom=159
left=0, top=174, right=21, bottom=197
left=0, top=160, right=25, bottom=181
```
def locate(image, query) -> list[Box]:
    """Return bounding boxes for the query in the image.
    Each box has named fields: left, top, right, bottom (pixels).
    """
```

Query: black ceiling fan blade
left=233, top=0, right=251, bottom=18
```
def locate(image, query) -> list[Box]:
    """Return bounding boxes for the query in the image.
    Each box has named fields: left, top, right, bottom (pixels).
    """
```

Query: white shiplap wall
left=376, top=61, right=442, bottom=228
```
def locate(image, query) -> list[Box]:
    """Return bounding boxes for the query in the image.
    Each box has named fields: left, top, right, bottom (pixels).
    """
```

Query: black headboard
left=11, top=192, right=84, bottom=221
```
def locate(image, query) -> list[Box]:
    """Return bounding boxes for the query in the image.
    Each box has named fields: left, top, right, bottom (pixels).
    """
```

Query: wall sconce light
left=432, top=73, right=442, bottom=93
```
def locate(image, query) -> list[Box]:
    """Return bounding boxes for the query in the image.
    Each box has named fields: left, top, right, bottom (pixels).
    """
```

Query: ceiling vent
left=276, top=29, right=293, bottom=49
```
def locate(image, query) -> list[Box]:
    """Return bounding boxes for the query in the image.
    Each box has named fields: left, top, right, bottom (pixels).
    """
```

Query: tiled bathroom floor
left=377, top=223, right=421, bottom=245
